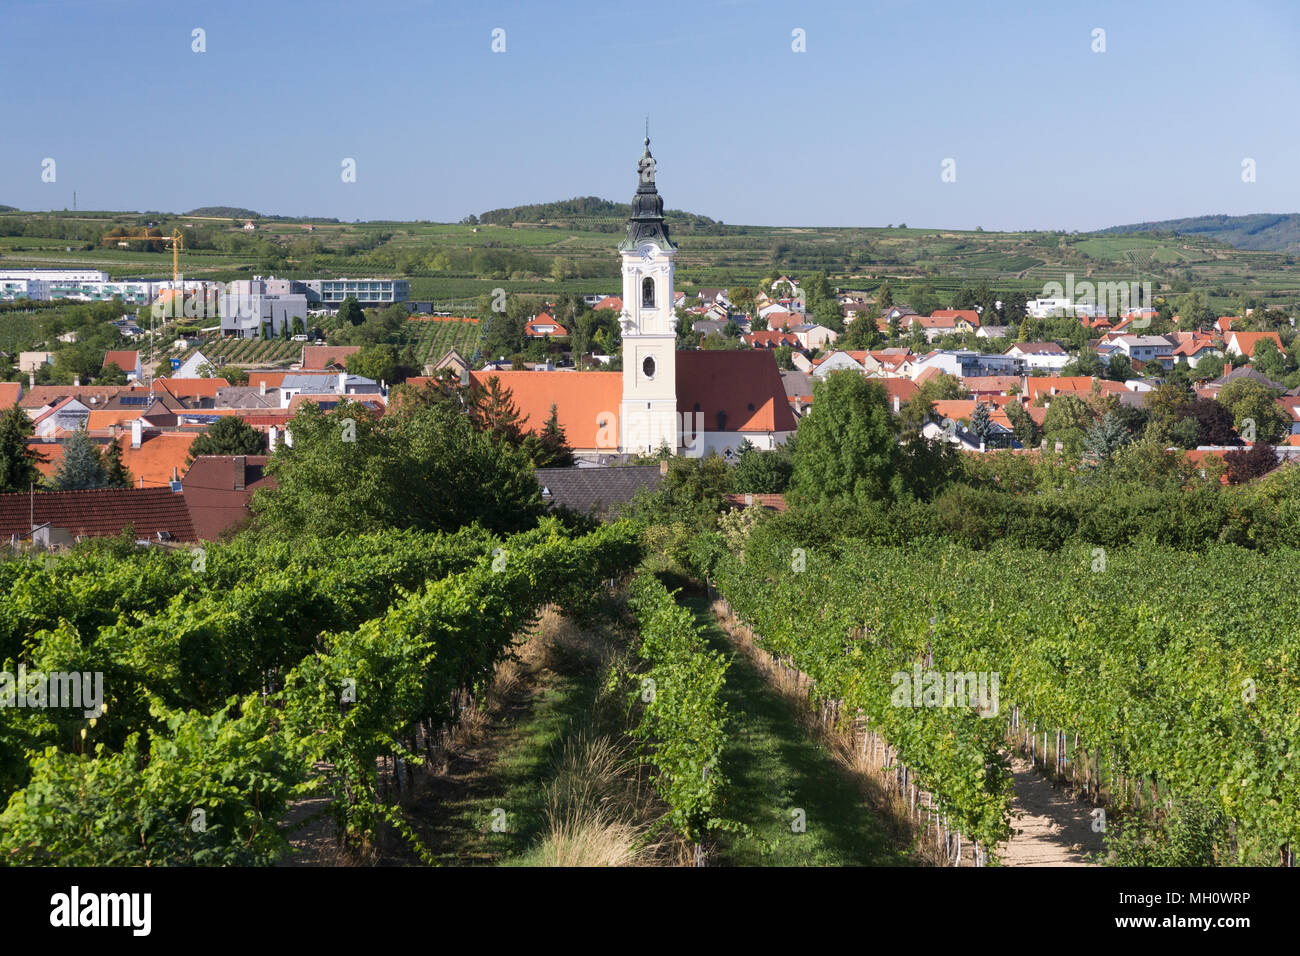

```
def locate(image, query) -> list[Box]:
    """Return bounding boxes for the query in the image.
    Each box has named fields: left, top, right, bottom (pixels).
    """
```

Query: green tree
left=98, top=362, right=128, bottom=386
left=101, top=438, right=133, bottom=488
left=789, top=372, right=899, bottom=506
left=52, top=429, right=107, bottom=490
left=877, top=282, right=893, bottom=312
left=968, top=401, right=995, bottom=444
left=529, top=403, right=574, bottom=468
left=251, top=399, right=543, bottom=538
left=731, top=441, right=793, bottom=493
left=1084, top=411, right=1133, bottom=462
left=1004, top=401, right=1040, bottom=448
left=186, top=416, right=266, bottom=463
left=1217, top=378, right=1288, bottom=442
left=472, top=375, right=527, bottom=445
left=0, top=405, right=45, bottom=493
left=337, top=296, right=365, bottom=327
left=1250, top=339, right=1288, bottom=378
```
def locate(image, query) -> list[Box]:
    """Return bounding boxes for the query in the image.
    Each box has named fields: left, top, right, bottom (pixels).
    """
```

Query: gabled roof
left=743, top=330, right=800, bottom=348
left=931, top=399, right=1015, bottom=430
left=19, top=385, right=127, bottom=410
left=524, top=314, right=569, bottom=337
left=676, top=351, right=797, bottom=433
left=30, top=432, right=198, bottom=489
left=182, top=455, right=274, bottom=541
left=1007, top=341, right=1067, bottom=355
left=301, top=345, right=362, bottom=370
left=156, top=377, right=231, bottom=400
left=1023, top=376, right=1126, bottom=400
left=930, top=309, right=981, bottom=326
left=0, top=382, right=21, bottom=408
left=103, top=350, right=140, bottom=371
left=0, top=487, right=196, bottom=542
left=593, top=296, right=623, bottom=311
left=963, top=375, right=1021, bottom=394
left=1226, top=331, right=1286, bottom=358
left=763, top=311, right=800, bottom=330
left=469, top=370, right=622, bottom=450
left=247, top=371, right=287, bottom=390
left=1209, top=366, right=1286, bottom=390
left=535, top=465, right=663, bottom=519
left=31, top=396, right=87, bottom=427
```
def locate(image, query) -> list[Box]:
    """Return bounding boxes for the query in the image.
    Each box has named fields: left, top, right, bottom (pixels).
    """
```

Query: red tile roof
left=156, top=377, right=231, bottom=400
left=744, top=330, right=800, bottom=348
left=0, top=383, right=21, bottom=408
left=103, top=350, right=140, bottom=371
left=676, top=351, right=797, bottom=433
left=301, top=345, right=362, bottom=370
left=19, top=385, right=128, bottom=410
left=593, top=296, right=623, bottom=311
left=182, top=455, right=275, bottom=541
left=247, top=371, right=287, bottom=390
left=930, top=309, right=981, bottom=327
left=964, top=375, right=1021, bottom=394
left=0, top=487, right=196, bottom=542
left=1023, top=376, right=1126, bottom=400
left=1227, top=331, right=1286, bottom=358
left=29, top=432, right=198, bottom=489
left=524, top=314, right=569, bottom=337
left=469, top=370, right=622, bottom=450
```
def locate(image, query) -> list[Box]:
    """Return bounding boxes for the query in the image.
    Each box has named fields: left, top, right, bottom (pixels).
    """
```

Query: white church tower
left=618, top=135, right=680, bottom=455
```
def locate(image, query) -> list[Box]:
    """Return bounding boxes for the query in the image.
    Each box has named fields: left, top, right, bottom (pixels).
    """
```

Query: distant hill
left=0, top=205, right=18, bottom=213
left=1102, top=213, right=1300, bottom=253
left=185, top=206, right=260, bottom=219
left=471, top=196, right=722, bottom=233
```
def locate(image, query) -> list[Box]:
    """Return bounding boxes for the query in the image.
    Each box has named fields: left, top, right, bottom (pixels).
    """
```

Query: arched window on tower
left=642, top=276, right=655, bottom=308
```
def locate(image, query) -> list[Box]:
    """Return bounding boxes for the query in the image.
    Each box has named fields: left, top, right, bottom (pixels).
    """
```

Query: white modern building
left=219, top=279, right=308, bottom=339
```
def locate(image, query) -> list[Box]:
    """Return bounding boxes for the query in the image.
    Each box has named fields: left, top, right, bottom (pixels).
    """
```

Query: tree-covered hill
left=1103, top=213, right=1300, bottom=253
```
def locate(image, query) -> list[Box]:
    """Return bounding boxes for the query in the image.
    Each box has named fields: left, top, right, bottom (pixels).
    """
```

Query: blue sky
left=4, top=0, right=1299, bottom=230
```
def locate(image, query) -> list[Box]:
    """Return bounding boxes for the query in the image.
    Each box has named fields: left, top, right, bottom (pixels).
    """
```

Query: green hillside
left=1103, top=213, right=1300, bottom=253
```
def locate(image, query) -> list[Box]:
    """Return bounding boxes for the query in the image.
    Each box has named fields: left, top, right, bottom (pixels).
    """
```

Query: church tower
left=618, top=135, right=680, bottom=455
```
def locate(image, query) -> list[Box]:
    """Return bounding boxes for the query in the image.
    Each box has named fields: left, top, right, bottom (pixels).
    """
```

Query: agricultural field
left=4, top=209, right=1300, bottom=315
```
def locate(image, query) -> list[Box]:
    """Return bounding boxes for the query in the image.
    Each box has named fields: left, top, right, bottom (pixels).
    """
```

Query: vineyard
left=182, top=337, right=303, bottom=367
left=690, top=531, right=1300, bottom=866
left=0, top=520, right=641, bottom=864
left=402, top=316, right=480, bottom=365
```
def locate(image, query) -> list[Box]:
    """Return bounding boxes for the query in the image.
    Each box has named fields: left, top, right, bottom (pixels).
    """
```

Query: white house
left=1109, top=335, right=1174, bottom=366
left=1004, top=341, right=1070, bottom=370
left=789, top=324, right=838, bottom=351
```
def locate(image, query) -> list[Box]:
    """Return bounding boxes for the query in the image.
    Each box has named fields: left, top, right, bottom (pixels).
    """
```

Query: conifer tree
left=53, top=429, right=107, bottom=491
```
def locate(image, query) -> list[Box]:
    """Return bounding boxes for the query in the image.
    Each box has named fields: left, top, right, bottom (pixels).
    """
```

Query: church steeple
left=619, top=134, right=675, bottom=252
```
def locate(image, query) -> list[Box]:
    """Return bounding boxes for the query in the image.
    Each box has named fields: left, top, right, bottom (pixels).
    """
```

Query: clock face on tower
left=637, top=243, right=658, bottom=263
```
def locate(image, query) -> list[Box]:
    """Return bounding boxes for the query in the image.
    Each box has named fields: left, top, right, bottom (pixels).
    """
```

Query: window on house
left=642, top=277, right=655, bottom=308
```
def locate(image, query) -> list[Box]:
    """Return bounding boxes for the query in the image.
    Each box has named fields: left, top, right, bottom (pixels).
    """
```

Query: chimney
left=130, top=419, right=142, bottom=449
left=893, top=393, right=900, bottom=413
left=73, top=375, right=80, bottom=387
left=338, top=370, right=347, bottom=394
left=1224, top=363, right=1233, bottom=375
left=234, top=456, right=246, bottom=492
left=268, top=425, right=278, bottom=450
left=659, top=459, right=668, bottom=476
left=28, top=371, right=35, bottom=388
left=259, top=378, right=267, bottom=396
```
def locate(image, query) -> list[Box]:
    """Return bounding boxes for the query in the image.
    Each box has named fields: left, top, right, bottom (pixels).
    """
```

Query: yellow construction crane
left=100, top=228, right=184, bottom=286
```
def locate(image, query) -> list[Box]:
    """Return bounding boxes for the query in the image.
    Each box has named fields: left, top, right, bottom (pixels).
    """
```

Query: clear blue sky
left=5, top=0, right=1299, bottom=231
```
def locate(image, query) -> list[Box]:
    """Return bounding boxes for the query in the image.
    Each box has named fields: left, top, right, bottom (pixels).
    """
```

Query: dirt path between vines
left=1000, top=756, right=1103, bottom=866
